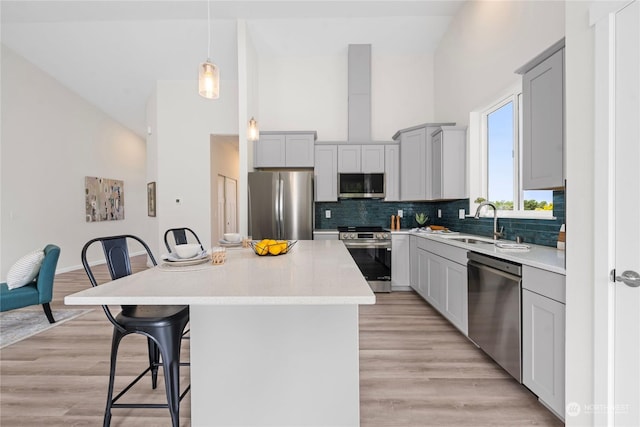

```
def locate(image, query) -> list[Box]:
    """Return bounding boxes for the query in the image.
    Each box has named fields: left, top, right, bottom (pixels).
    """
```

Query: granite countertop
left=65, top=240, right=375, bottom=306
left=409, top=231, right=565, bottom=275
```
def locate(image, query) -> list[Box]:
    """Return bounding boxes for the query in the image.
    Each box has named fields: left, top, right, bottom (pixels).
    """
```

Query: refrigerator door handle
left=278, top=178, right=285, bottom=240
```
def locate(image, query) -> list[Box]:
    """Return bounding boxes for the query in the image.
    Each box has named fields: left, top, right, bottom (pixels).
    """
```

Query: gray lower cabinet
left=519, top=45, right=565, bottom=190
left=411, top=236, right=468, bottom=335
left=522, top=266, right=566, bottom=419
left=255, top=131, right=316, bottom=168
left=409, top=235, right=419, bottom=290
left=391, top=233, right=410, bottom=289
left=313, top=231, right=339, bottom=240
left=314, top=145, right=338, bottom=202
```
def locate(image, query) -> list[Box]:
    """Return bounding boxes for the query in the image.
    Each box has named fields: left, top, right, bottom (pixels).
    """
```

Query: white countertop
left=65, top=240, right=376, bottom=306
left=410, top=231, right=566, bottom=274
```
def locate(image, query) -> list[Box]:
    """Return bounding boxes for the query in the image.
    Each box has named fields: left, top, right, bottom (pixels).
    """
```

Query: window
left=479, top=93, right=553, bottom=217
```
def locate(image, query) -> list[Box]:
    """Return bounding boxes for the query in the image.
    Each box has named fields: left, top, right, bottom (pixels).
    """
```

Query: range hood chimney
left=347, top=44, right=371, bottom=143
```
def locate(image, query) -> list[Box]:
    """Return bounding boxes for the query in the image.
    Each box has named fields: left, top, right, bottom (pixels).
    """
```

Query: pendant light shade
left=199, top=60, right=219, bottom=99
left=198, top=0, right=219, bottom=99
left=247, top=117, right=259, bottom=142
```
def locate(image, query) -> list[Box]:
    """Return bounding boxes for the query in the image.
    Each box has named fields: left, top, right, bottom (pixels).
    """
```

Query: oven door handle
left=342, top=241, right=391, bottom=249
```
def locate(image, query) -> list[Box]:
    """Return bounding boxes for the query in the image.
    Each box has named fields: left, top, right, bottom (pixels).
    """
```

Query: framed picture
left=85, top=176, right=124, bottom=222
left=147, top=182, right=156, bottom=217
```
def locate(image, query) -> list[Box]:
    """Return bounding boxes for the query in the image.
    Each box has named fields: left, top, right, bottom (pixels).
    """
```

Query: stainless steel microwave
left=338, top=173, right=385, bottom=199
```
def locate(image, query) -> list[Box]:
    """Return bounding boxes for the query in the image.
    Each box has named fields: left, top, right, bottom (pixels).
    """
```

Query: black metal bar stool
left=81, top=234, right=189, bottom=427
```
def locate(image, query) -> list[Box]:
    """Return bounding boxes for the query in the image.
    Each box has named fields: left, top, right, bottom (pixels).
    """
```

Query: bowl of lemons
left=250, top=239, right=297, bottom=256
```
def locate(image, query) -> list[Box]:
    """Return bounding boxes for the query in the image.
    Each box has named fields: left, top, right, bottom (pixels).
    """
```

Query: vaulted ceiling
left=1, top=1, right=464, bottom=137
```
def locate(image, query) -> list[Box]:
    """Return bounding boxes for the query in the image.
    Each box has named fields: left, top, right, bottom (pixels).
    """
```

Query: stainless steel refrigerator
left=248, top=171, right=314, bottom=240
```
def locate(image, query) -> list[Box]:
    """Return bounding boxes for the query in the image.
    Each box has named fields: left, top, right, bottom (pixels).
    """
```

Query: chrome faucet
left=474, top=201, right=504, bottom=240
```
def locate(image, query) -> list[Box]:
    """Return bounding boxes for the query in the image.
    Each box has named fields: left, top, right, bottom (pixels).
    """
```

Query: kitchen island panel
left=191, top=304, right=360, bottom=426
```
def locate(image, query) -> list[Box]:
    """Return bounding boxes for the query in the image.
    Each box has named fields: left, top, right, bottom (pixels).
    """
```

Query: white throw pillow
left=6, top=249, right=45, bottom=290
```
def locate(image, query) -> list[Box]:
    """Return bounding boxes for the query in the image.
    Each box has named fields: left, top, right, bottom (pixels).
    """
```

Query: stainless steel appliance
left=339, top=226, right=391, bottom=292
left=248, top=171, right=313, bottom=240
left=338, top=173, right=385, bottom=199
left=467, top=251, right=523, bottom=382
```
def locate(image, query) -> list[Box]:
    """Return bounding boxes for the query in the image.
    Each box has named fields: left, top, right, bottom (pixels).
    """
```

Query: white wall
left=0, top=45, right=149, bottom=276
left=434, top=0, right=566, bottom=126
left=258, top=52, right=435, bottom=141
left=150, top=79, right=238, bottom=256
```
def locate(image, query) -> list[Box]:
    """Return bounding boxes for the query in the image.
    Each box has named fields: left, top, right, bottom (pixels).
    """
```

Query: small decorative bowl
left=249, top=240, right=297, bottom=256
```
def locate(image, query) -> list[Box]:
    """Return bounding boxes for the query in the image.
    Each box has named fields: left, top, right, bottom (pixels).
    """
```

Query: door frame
left=591, top=1, right=637, bottom=425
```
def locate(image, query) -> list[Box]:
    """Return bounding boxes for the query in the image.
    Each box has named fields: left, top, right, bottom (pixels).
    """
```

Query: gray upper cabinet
left=398, top=126, right=427, bottom=200
left=348, top=44, right=372, bottom=143
left=314, top=145, right=338, bottom=202
left=338, top=144, right=385, bottom=173
left=384, top=144, right=400, bottom=201
left=431, top=126, right=467, bottom=200
left=255, top=134, right=286, bottom=167
left=361, top=145, right=385, bottom=173
left=518, top=42, right=565, bottom=190
left=254, top=131, right=317, bottom=168
left=338, top=145, right=362, bottom=172
left=394, top=123, right=455, bottom=201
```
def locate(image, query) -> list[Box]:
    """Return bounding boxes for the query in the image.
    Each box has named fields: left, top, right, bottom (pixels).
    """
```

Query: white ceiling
left=1, top=1, right=464, bottom=137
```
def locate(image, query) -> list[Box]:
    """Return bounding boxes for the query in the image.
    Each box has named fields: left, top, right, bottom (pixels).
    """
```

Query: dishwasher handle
left=467, top=252, right=522, bottom=276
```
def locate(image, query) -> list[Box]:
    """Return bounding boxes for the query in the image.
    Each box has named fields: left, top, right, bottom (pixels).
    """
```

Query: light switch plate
left=325, top=210, right=331, bottom=219
left=459, top=209, right=465, bottom=219
left=397, top=210, right=403, bottom=218
left=437, top=209, right=442, bottom=218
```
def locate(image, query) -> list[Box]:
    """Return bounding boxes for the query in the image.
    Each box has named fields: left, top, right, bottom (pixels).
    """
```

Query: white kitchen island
left=65, top=240, right=375, bottom=427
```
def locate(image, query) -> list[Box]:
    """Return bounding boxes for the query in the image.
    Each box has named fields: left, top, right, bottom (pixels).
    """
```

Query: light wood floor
left=1, top=257, right=563, bottom=426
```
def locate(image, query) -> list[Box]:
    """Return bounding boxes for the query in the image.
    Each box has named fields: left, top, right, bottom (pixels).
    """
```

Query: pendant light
left=198, top=0, right=219, bottom=99
left=247, top=117, right=259, bottom=142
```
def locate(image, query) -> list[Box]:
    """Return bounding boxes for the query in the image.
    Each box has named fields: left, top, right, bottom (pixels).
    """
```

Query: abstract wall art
left=85, top=176, right=124, bottom=222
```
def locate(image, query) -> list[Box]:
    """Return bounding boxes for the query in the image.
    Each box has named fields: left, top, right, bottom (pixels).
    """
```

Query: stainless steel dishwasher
left=467, top=251, right=522, bottom=382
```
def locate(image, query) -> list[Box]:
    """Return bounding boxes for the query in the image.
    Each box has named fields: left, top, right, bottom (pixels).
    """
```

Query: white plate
left=218, top=239, right=242, bottom=247
left=162, top=250, right=208, bottom=262
left=161, top=256, right=211, bottom=267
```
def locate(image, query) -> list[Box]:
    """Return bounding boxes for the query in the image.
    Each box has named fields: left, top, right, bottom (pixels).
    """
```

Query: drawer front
left=415, top=237, right=467, bottom=265
left=522, top=265, right=566, bottom=303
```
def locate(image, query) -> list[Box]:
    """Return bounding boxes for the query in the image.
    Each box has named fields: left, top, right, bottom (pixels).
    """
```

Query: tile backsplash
left=315, top=191, right=565, bottom=248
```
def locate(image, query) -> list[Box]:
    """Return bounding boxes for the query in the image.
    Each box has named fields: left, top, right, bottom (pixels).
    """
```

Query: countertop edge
left=65, top=295, right=377, bottom=306
left=410, top=232, right=566, bottom=275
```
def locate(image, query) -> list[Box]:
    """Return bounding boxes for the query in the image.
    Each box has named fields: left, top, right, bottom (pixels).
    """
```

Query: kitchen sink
left=444, top=236, right=495, bottom=244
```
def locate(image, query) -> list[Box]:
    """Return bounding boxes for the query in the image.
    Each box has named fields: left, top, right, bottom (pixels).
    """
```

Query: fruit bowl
left=249, top=239, right=297, bottom=256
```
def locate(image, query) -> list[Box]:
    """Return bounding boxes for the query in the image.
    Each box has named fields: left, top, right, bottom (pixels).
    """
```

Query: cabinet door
left=431, top=131, right=443, bottom=199
left=409, top=236, right=419, bottom=291
left=361, top=145, right=385, bottom=173
left=338, top=145, right=361, bottom=172
left=522, top=289, right=565, bottom=416
left=314, top=145, right=338, bottom=202
left=391, top=234, right=410, bottom=288
left=443, top=259, right=468, bottom=335
left=416, top=248, right=430, bottom=299
left=439, top=128, right=467, bottom=199
left=384, top=145, right=400, bottom=201
left=255, top=134, right=286, bottom=167
left=522, top=48, right=564, bottom=190
left=400, top=128, right=426, bottom=200
left=285, top=134, right=314, bottom=167
left=425, top=252, right=444, bottom=310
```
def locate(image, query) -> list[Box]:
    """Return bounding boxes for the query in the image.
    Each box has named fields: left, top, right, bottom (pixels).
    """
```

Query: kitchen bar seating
left=164, top=227, right=204, bottom=253
left=81, top=235, right=190, bottom=427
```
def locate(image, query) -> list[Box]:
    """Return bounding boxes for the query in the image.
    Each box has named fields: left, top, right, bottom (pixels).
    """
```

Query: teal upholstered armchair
left=0, top=244, right=61, bottom=323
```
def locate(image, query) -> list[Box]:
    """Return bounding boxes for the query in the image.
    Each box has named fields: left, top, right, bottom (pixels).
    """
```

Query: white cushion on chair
left=6, top=249, right=45, bottom=290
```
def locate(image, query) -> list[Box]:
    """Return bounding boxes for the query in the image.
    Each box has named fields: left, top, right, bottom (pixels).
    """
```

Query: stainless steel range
left=338, top=226, right=392, bottom=293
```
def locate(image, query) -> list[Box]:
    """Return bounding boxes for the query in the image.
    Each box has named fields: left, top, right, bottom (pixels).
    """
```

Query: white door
left=225, top=177, right=237, bottom=233
left=593, top=2, right=640, bottom=425
left=613, top=1, right=640, bottom=425
left=217, top=175, right=225, bottom=241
